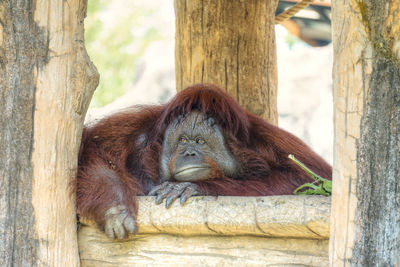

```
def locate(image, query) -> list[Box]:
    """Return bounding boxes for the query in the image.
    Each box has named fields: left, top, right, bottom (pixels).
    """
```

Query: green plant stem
left=288, top=154, right=324, bottom=182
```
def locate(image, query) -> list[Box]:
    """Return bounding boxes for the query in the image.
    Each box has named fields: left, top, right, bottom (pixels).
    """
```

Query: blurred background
left=85, top=0, right=333, bottom=163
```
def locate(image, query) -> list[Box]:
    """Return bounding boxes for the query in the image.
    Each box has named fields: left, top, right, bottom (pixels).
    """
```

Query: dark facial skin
left=159, top=111, right=239, bottom=182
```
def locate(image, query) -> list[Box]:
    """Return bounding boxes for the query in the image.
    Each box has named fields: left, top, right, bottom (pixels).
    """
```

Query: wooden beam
left=175, top=0, right=279, bottom=124
left=0, top=0, right=99, bottom=266
left=330, top=0, right=400, bottom=265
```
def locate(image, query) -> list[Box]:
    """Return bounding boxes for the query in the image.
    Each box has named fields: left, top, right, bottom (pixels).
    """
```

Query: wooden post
left=330, top=0, right=400, bottom=265
left=0, top=1, right=99, bottom=266
left=175, top=0, right=279, bottom=124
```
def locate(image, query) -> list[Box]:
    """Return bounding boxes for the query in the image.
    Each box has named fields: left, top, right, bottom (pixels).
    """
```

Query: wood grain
left=174, top=0, right=279, bottom=124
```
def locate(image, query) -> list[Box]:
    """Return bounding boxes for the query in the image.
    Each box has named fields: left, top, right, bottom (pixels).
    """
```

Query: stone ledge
left=79, top=196, right=331, bottom=266
left=79, top=195, right=330, bottom=239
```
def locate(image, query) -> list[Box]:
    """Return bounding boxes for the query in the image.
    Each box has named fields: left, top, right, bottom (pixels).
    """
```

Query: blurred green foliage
left=85, top=0, right=161, bottom=107
left=284, top=33, right=301, bottom=49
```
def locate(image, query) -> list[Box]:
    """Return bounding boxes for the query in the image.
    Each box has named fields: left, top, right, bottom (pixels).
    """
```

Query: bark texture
left=0, top=0, right=98, bottom=266
left=175, top=0, right=278, bottom=124
left=330, top=0, right=400, bottom=266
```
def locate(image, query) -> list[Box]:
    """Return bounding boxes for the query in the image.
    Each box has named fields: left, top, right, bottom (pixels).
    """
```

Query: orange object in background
left=276, top=0, right=332, bottom=46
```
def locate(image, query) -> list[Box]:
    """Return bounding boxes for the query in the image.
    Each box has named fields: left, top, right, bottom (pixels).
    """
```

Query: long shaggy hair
left=77, top=84, right=331, bottom=223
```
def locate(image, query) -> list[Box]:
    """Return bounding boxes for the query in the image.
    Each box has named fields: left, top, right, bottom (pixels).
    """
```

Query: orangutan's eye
left=179, top=136, right=188, bottom=144
left=196, top=137, right=205, bottom=145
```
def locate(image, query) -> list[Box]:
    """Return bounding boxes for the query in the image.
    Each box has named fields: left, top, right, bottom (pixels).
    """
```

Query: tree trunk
left=175, top=0, right=279, bottom=124
left=0, top=1, right=98, bottom=266
left=330, top=0, right=400, bottom=266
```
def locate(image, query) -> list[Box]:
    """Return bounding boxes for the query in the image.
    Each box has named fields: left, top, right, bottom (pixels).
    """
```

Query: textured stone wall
left=79, top=196, right=330, bottom=266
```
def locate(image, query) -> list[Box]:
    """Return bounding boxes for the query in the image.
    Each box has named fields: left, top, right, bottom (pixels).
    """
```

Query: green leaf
left=322, top=180, right=332, bottom=192
left=289, top=154, right=332, bottom=196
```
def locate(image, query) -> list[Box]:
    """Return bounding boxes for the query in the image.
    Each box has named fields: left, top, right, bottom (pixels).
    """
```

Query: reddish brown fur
left=76, top=84, right=332, bottom=225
